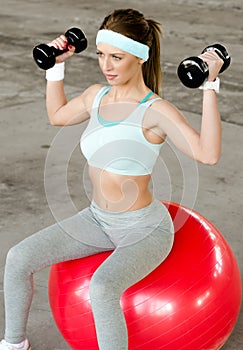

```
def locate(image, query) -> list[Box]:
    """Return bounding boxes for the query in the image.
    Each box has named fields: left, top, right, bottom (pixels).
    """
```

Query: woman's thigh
left=7, top=207, right=115, bottom=274
left=90, top=218, right=174, bottom=297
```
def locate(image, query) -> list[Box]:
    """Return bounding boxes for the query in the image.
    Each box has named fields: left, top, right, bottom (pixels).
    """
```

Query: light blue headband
left=96, top=29, right=149, bottom=61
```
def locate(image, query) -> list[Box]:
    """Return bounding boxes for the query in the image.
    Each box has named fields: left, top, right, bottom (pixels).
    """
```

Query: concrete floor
left=0, top=0, right=242, bottom=349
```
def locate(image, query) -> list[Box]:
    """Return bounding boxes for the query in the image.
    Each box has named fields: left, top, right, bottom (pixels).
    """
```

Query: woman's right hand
left=199, top=50, right=224, bottom=82
left=48, top=34, right=76, bottom=63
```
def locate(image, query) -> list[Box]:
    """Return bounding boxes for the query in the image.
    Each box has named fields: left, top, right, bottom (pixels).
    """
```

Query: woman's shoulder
left=146, top=95, right=186, bottom=126
left=151, top=95, right=183, bottom=118
left=82, top=84, right=107, bottom=110
left=83, top=83, right=106, bottom=99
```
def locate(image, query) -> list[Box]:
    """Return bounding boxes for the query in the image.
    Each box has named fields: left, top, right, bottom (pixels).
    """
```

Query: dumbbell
left=33, top=27, right=88, bottom=70
left=177, top=43, right=231, bottom=88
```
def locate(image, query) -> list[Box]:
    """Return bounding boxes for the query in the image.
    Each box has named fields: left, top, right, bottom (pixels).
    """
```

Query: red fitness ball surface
left=49, top=201, right=242, bottom=350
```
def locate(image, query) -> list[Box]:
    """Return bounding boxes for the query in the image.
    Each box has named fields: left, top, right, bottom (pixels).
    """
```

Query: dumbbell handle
left=202, top=43, right=231, bottom=74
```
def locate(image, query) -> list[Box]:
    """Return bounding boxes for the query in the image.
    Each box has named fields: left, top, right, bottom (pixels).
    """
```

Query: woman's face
left=96, top=42, right=143, bottom=86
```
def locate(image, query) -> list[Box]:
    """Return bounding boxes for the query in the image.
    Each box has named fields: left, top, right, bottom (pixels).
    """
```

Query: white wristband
left=199, top=77, right=220, bottom=93
left=46, top=62, right=65, bottom=81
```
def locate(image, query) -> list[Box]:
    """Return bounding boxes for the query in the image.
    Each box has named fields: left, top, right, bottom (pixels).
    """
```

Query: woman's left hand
left=199, top=50, right=224, bottom=82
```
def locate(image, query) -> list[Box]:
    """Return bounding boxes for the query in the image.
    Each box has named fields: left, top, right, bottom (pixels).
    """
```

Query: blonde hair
left=99, top=9, right=163, bottom=95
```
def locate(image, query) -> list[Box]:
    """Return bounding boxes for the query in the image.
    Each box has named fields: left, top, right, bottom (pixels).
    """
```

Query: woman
left=0, top=8, right=223, bottom=350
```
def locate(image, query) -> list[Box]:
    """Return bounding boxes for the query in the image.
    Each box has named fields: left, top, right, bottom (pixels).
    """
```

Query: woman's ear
left=138, top=58, right=145, bottom=65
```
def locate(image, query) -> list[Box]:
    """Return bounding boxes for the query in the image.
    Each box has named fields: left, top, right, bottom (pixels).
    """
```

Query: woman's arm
left=46, top=80, right=101, bottom=126
left=155, top=50, right=224, bottom=164
left=199, top=89, right=221, bottom=164
left=45, top=34, right=101, bottom=126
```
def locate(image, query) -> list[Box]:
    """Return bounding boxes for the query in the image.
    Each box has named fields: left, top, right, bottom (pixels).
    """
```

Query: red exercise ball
left=49, top=202, right=242, bottom=350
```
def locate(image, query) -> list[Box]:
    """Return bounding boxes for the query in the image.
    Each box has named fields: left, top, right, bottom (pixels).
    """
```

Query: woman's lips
left=105, top=74, right=117, bottom=80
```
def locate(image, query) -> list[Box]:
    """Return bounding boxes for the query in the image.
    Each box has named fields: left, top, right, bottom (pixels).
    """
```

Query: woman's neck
left=108, top=75, right=150, bottom=103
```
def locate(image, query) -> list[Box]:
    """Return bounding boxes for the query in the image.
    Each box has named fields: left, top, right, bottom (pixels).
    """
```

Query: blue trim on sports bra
left=98, top=90, right=155, bottom=127
left=139, top=91, right=154, bottom=104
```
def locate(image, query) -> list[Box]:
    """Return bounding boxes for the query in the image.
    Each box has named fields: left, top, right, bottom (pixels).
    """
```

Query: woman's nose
left=102, top=57, right=113, bottom=71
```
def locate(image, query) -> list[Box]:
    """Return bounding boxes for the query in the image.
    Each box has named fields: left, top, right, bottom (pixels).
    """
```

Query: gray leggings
left=3, top=199, right=174, bottom=350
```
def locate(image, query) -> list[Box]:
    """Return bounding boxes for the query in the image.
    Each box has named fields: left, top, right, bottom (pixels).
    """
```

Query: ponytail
left=142, top=19, right=163, bottom=96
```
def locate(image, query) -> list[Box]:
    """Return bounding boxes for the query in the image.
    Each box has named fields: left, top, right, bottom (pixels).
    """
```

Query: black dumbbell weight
left=177, top=43, right=231, bottom=88
left=33, top=27, right=88, bottom=70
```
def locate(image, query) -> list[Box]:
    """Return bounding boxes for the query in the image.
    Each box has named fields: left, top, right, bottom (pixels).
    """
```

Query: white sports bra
left=80, top=86, right=164, bottom=176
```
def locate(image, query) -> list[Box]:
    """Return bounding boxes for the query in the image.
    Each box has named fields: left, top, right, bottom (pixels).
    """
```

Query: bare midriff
left=88, top=166, right=153, bottom=212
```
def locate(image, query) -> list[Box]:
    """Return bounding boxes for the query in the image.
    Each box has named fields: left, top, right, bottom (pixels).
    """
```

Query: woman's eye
left=96, top=52, right=121, bottom=60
